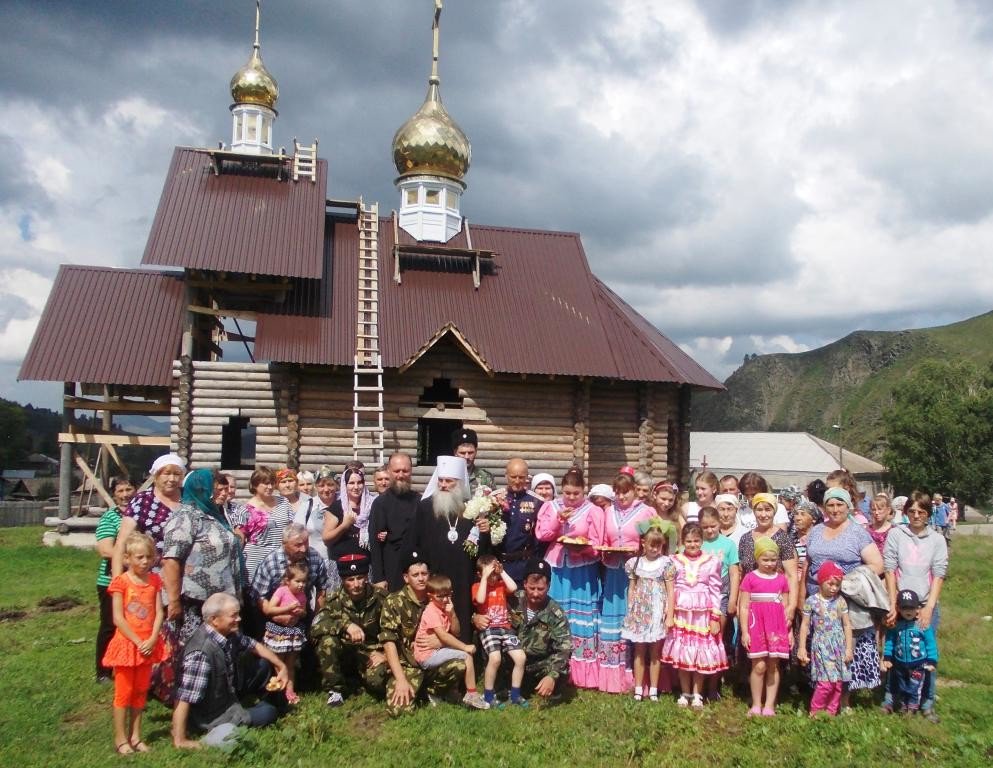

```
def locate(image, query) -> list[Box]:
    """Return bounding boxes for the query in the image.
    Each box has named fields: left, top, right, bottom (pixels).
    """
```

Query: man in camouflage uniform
left=379, top=550, right=465, bottom=715
left=452, top=427, right=494, bottom=494
left=310, top=553, right=389, bottom=706
left=490, top=559, right=572, bottom=700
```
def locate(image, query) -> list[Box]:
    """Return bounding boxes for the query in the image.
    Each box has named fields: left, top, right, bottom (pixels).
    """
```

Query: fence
left=0, top=501, right=51, bottom=527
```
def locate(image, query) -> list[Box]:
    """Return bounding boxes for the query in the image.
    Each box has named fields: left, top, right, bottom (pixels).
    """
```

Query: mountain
left=692, top=310, right=993, bottom=459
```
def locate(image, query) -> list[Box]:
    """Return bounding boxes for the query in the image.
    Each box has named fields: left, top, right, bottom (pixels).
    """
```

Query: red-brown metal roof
left=140, top=148, right=327, bottom=279
left=19, top=266, right=185, bottom=386
left=255, top=218, right=724, bottom=389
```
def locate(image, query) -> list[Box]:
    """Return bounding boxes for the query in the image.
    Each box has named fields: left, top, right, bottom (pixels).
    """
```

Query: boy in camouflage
left=309, top=554, right=388, bottom=706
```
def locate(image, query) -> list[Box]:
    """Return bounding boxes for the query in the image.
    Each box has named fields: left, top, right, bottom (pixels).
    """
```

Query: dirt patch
left=347, top=706, right=388, bottom=738
left=0, top=609, right=28, bottom=621
left=38, top=595, right=82, bottom=612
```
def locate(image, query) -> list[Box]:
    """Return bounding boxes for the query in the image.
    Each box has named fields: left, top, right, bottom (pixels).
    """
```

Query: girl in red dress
left=102, top=532, right=168, bottom=754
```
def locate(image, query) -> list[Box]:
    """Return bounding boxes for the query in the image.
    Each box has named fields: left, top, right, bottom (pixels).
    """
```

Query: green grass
left=1, top=527, right=992, bottom=767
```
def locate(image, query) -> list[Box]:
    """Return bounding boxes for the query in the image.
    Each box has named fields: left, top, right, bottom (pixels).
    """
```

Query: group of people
left=92, top=428, right=950, bottom=753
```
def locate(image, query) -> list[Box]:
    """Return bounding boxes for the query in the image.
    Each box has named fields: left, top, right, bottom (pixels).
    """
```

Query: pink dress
left=535, top=499, right=605, bottom=688
left=740, top=571, right=790, bottom=659
left=599, top=501, right=657, bottom=692
left=661, top=552, right=728, bottom=674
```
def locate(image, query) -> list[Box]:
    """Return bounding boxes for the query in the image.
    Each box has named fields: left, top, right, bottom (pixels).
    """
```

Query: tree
left=0, top=400, right=31, bottom=468
left=881, top=360, right=993, bottom=506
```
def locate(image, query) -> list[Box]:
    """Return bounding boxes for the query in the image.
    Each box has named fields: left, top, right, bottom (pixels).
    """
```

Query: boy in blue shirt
left=882, top=589, right=938, bottom=721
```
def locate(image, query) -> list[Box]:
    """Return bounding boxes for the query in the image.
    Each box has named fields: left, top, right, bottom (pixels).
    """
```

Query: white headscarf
left=150, top=453, right=186, bottom=476
left=531, top=472, right=556, bottom=496
left=422, top=455, right=471, bottom=500
left=588, top=483, right=614, bottom=501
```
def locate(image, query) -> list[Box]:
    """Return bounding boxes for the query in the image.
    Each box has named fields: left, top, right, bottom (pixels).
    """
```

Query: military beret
left=452, top=427, right=478, bottom=449
left=524, top=558, right=551, bottom=580
left=401, top=549, right=430, bottom=574
left=336, top=553, right=370, bottom=577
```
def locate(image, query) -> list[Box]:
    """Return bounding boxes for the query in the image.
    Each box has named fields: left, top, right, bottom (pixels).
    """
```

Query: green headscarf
left=182, top=468, right=222, bottom=520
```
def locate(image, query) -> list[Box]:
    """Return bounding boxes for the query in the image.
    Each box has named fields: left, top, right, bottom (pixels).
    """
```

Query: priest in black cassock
left=368, top=452, right=420, bottom=592
left=414, top=455, right=479, bottom=643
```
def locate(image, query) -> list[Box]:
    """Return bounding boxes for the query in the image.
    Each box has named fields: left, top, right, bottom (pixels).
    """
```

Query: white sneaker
left=463, top=691, right=490, bottom=710
left=326, top=691, right=344, bottom=707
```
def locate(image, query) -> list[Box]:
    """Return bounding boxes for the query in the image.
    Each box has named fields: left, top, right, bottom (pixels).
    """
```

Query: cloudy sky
left=3, top=0, right=993, bottom=410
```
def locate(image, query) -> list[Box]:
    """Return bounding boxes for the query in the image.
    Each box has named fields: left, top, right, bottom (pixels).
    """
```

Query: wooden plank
left=59, top=432, right=171, bottom=446
left=397, top=406, right=487, bottom=420
left=192, top=398, right=285, bottom=408
left=64, top=398, right=171, bottom=414
left=73, top=454, right=115, bottom=507
left=192, top=361, right=270, bottom=372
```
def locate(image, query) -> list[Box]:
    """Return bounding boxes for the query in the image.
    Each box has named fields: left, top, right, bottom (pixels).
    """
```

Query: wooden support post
left=177, top=352, right=194, bottom=463
left=677, top=385, right=692, bottom=489
left=59, top=382, right=74, bottom=520
left=285, top=370, right=300, bottom=469
left=573, top=378, right=591, bottom=477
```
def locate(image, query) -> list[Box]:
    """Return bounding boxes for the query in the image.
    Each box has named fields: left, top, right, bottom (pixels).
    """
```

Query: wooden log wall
left=170, top=361, right=290, bottom=476
left=587, top=380, right=640, bottom=484
left=650, top=383, right=679, bottom=482
left=168, top=339, right=692, bottom=490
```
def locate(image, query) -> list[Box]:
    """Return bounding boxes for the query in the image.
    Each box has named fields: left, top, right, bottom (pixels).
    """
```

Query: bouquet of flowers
left=462, top=486, right=507, bottom=558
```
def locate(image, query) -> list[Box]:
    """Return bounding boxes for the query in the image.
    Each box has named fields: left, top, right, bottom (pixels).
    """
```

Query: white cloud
left=0, top=316, right=41, bottom=362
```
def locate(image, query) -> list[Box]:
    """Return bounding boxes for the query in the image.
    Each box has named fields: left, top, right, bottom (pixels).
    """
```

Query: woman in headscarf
left=111, top=453, right=185, bottom=577
left=323, top=466, right=375, bottom=560
left=161, top=469, right=242, bottom=644
left=530, top=472, right=557, bottom=503
left=802, top=486, right=884, bottom=707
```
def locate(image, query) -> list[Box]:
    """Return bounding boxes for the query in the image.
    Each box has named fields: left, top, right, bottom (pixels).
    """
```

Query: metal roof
left=255, top=217, right=724, bottom=388
left=19, top=266, right=185, bottom=386
left=690, top=431, right=885, bottom=475
left=140, top=148, right=327, bottom=279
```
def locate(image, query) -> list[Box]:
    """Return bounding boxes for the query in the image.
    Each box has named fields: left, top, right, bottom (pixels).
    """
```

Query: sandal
left=677, top=694, right=690, bottom=708
left=691, top=694, right=705, bottom=710
left=115, top=742, right=134, bottom=755
left=130, top=741, right=150, bottom=753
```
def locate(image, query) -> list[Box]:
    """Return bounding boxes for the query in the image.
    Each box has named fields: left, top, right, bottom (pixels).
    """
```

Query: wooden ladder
left=353, top=199, right=384, bottom=465
left=292, top=137, right=318, bottom=182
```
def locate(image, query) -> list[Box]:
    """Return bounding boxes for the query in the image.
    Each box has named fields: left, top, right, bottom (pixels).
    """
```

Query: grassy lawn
left=1, top=526, right=991, bottom=767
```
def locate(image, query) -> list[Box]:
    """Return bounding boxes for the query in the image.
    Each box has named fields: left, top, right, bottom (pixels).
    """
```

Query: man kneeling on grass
left=473, top=558, right=572, bottom=702
left=172, top=593, right=289, bottom=749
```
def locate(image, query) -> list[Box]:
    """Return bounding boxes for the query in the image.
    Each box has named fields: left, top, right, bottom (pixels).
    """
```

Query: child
left=415, top=574, right=488, bottom=709
left=661, top=523, right=728, bottom=709
left=882, top=589, right=938, bottom=719
left=473, top=555, right=528, bottom=706
left=101, top=532, right=168, bottom=754
left=262, top=562, right=309, bottom=704
left=867, top=493, right=894, bottom=555
left=739, top=537, right=792, bottom=716
left=621, top=518, right=676, bottom=701
left=797, top=561, right=852, bottom=716
left=700, top=506, right=741, bottom=700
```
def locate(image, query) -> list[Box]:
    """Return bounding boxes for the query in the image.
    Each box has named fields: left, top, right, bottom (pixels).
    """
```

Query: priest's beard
left=390, top=478, right=411, bottom=495
left=432, top=489, right=466, bottom=520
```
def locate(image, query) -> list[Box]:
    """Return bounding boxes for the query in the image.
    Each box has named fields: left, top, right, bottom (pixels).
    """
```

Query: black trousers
left=96, top=585, right=115, bottom=679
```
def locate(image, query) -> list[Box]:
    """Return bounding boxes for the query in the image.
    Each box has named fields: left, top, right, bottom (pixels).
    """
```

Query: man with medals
left=486, top=458, right=545, bottom=584
left=413, top=456, right=479, bottom=642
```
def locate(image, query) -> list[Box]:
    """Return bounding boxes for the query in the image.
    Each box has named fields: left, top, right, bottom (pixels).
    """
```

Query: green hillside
left=692, top=310, right=993, bottom=459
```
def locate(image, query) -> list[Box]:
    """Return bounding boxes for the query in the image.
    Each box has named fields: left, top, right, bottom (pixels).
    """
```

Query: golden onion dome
left=392, top=79, right=471, bottom=182
left=230, top=46, right=279, bottom=110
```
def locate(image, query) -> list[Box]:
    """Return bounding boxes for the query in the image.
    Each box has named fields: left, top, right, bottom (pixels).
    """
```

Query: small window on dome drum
left=406, top=189, right=418, bottom=205
left=247, top=117, right=258, bottom=142
left=425, top=189, right=440, bottom=205
left=446, top=192, right=459, bottom=211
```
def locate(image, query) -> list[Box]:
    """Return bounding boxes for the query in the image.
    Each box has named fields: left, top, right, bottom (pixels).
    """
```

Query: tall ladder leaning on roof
left=353, top=198, right=385, bottom=466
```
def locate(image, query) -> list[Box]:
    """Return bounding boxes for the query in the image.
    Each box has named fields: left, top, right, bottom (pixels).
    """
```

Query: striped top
left=95, top=507, right=122, bottom=587
left=240, top=497, right=295, bottom=582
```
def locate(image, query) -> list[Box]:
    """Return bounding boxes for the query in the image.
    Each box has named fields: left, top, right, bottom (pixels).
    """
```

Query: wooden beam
left=73, top=454, right=115, bottom=508
left=59, top=433, right=171, bottom=446
left=188, top=305, right=257, bottom=321
left=64, top=398, right=171, bottom=414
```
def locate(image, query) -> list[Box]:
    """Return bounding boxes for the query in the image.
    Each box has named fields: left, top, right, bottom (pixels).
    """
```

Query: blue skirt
left=550, top=561, right=600, bottom=688
left=597, top=565, right=633, bottom=692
